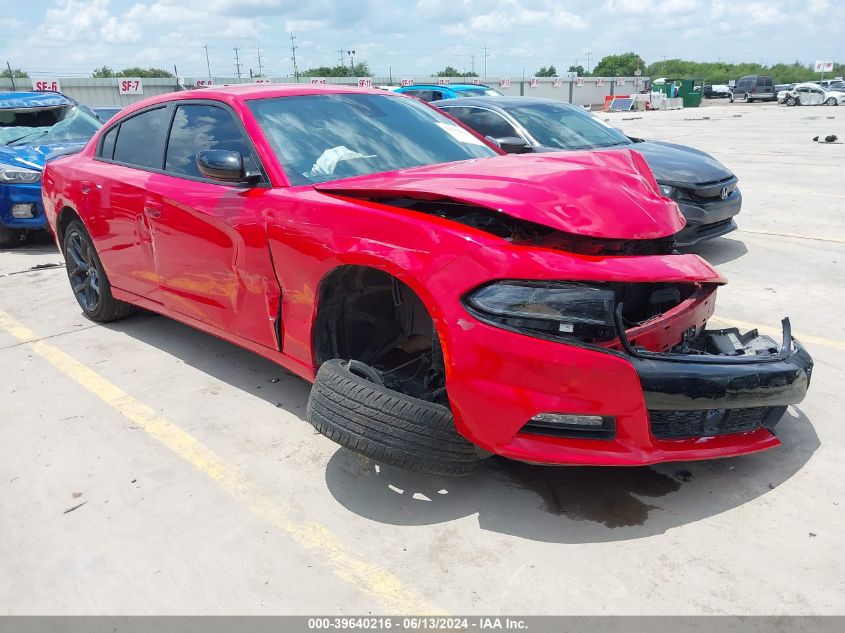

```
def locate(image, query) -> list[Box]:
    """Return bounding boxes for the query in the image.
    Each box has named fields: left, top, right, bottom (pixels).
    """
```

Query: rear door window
left=164, top=104, right=255, bottom=180
left=112, top=107, right=168, bottom=169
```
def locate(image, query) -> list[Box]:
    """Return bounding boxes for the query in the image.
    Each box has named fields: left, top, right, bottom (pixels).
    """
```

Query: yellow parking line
left=0, top=309, right=441, bottom=615
left=737, top=228, right=845, bottom=244
left=710, top=316, right=845, bottom=351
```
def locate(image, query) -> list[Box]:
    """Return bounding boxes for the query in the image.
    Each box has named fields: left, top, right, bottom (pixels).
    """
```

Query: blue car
left=393, top=83, right=503, bottom=102
left=0, top=92, right=101, bottom=247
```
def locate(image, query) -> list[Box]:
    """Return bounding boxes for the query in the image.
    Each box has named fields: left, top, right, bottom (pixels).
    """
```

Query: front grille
left=688, top=176, right=737, bottom=200
left=649, top=406, right=772, bottom=439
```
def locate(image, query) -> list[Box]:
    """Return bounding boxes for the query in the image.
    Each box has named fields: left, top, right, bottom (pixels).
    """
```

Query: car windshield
left=453, top=87, right=503, bottom=97
left=505, top=102, right=631, bottom=150
left=0, top=105, right=101, bottom=147
left=248, top=93, right=497, bottom=185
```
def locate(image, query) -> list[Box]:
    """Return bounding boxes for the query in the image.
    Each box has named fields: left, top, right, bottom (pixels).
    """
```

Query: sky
left=1, top=0, right=842, bottom=79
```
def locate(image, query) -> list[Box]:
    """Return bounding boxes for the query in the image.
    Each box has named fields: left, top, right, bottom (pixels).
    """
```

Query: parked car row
left=33, top=83, right=811, bottom=475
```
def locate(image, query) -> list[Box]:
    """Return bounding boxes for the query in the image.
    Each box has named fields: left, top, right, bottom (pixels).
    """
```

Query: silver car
left=782, top=83, right=845, bottom=106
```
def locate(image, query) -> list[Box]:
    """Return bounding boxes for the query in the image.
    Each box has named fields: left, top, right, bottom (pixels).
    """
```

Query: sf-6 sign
left=119, top=78, right=143, bottom=95
left=31, top=78, right=61, bottom=92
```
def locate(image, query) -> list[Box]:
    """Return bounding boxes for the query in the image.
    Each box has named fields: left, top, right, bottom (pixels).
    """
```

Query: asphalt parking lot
left=1, top=102, right=843, bottom=615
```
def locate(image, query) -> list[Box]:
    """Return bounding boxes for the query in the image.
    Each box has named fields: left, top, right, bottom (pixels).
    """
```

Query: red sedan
left=41, top=84, right=812, bottom=475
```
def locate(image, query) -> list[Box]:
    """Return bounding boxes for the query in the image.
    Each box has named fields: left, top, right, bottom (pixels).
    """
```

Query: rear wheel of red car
left=62, top=220, right=135, bottom=323
left=307, top=359, right=483, bottom=476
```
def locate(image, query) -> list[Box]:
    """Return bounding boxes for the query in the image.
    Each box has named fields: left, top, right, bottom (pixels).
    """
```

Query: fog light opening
left=522, top=413, right=616, bottom=440
left=11, top=203, right=36, bottom=219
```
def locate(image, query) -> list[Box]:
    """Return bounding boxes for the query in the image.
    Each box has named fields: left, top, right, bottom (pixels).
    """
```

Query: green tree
left=593, top=52, right=644, bottom=77
left=117, top=67, right=173, bottom=78
left=1, top=67, right=28, bottom=78
left=301, top=62, right=372, bottom=77
left=92, top=65, right=115, bottom=78
left=434, top=66, right=477, bottom=77
left=641, top=58, right=841, bottom=84
left=535, top=65, right=557, bottom=77
left=567, top=64, right=586, bottom=76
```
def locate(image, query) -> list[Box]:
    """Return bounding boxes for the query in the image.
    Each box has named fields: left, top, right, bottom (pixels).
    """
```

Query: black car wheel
left=63, top=220, right=135, bottom=322
left=307, top=359, right=484, bottom=476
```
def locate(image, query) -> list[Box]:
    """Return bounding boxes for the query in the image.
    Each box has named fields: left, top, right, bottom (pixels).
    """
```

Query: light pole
left=347, top=50, right=356, bottom=76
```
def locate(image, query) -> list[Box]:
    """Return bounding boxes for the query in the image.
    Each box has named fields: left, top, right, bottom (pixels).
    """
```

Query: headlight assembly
left=0, top=163, right=42, bottom=184
left=464, top=281, right=617, bottom=341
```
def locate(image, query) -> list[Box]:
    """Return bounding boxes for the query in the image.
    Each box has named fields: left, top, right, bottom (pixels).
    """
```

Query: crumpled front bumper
left=447, top=318, right=812, bottom=466
left=431, top=248, right=813, bottom=466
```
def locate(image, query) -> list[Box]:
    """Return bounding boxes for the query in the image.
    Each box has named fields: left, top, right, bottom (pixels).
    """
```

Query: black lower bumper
left=631, top=339, right=813, bottom=411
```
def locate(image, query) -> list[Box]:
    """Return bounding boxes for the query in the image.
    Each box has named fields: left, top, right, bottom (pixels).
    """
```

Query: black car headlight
left=464, top=281, right=617, bottom=341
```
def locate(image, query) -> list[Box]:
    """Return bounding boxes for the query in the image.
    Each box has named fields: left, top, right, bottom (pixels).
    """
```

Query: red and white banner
left=119, top=78, right=143, bottom=95
left=255, top=78, right=272, bottom=83
left=400, top=78, right=415, bottom=87
left=437, top=78, right=450, bottom=85
left=575, top=77, right=585, bottom=87
left=814, top=60, right=834, bottom=73
left=596, top=78, right=604, bottom=87
left=472, top=78, right=482, bottom=85
left=499, top=78, right=511, bottom=88
left=357, top=77, right=373, bottom=88
left=553, top=78, right=562, bottom=88
left=616, top=77, right=625, bottom=86
left=530, top=78, right=540, bottom=88
left=31, top=78, right=61, bottom=92
left=194, top=78, right=214, bottom=88
left=310, top=78, right=327, bottom=85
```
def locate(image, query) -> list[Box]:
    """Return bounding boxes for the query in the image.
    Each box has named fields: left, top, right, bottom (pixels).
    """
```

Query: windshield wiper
left=4, top=129, right=50, bottom=147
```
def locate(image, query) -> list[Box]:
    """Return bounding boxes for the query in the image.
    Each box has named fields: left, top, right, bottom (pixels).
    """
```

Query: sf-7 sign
left=119, top=78, right=143, bottom=95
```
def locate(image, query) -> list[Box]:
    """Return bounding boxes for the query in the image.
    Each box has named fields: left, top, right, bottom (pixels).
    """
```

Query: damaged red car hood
left=314, top=150, right=686, bottom=240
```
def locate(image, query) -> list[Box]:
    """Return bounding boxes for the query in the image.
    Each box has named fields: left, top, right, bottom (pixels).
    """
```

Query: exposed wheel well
left=56, top=207, right=81, bottom=245
left=313, top=265, right=447, bottom=404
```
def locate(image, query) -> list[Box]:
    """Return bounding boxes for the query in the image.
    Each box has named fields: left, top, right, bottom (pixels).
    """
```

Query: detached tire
left=307, top=359, right=483, bottom=476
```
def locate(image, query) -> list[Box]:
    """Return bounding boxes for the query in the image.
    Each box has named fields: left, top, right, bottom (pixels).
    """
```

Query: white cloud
left=39, top=0, right=141, bottom=44
left=606, top=0, right=699, bottom=14
left=4, top=0, right=842, bottom=77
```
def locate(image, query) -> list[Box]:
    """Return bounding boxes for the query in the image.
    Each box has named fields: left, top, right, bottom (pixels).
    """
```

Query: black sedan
left=434, top=97, right=741, bottom=246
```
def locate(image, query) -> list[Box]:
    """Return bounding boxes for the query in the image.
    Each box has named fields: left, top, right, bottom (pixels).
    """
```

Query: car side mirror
left=196, top=150, right=260, bottom=184
left=491, top=136, right=531, bottom=154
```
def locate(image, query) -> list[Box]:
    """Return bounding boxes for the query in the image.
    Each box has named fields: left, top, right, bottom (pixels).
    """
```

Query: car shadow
left=0, top=232, right=59, bottom=255
left=324, top=407, right=818, bottom=544
left=677, top=236, right=748, bottom=266
left=104, top=313, right=819, bottom=545
left=102, top=312, right=312, bottom=416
